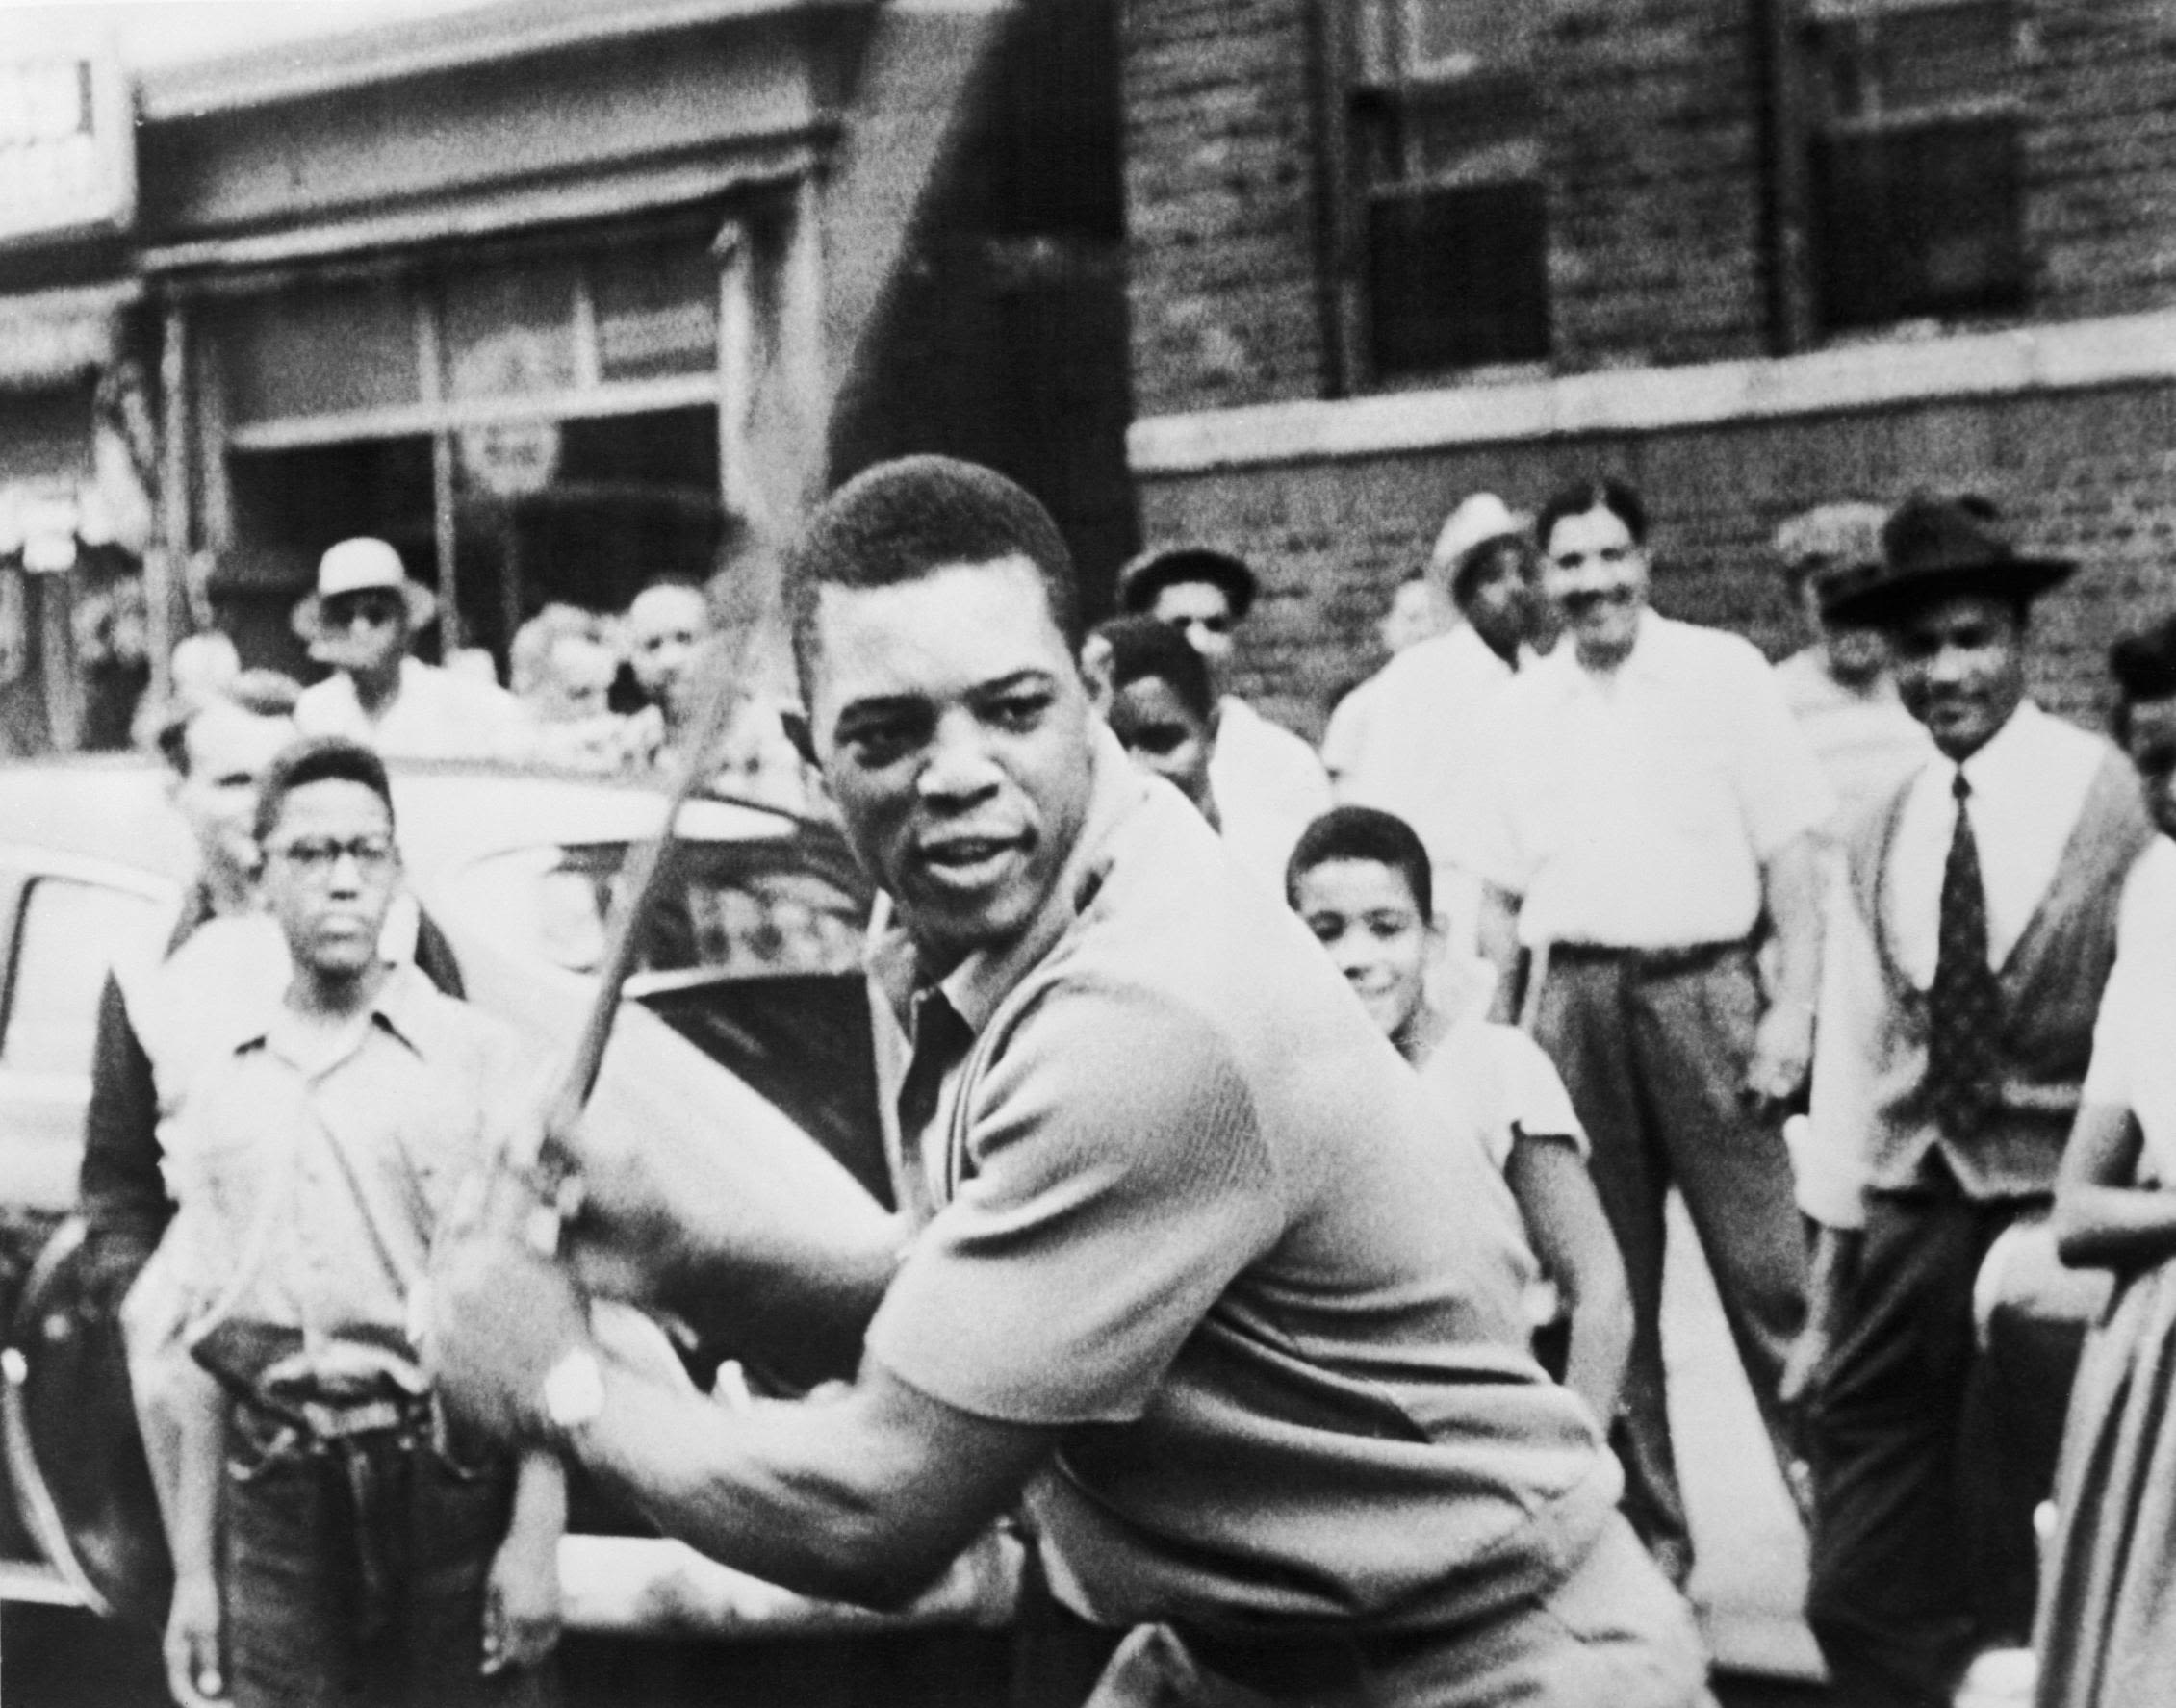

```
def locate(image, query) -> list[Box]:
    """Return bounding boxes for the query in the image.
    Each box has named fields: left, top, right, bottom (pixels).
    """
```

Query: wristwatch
left=540, top=1345, right=605, bottom=1441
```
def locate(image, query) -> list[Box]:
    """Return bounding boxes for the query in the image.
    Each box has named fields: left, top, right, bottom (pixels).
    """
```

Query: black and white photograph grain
left=0, top=1, right=2167, bottom=1704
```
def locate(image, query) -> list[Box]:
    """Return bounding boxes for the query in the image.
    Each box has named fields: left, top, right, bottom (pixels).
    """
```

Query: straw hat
left=291, top=537, right=438, bottom=643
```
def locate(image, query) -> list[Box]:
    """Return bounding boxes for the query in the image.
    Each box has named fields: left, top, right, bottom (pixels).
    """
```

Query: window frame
left=1791, top=0, right=2029, bottom=339
left=1323, top=0, right=1552, bottom=393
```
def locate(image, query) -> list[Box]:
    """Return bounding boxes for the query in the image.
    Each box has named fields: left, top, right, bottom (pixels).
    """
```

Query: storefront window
left=200, top=218, right=733, bottom=675
left=218, top=276, right=420, bottom=425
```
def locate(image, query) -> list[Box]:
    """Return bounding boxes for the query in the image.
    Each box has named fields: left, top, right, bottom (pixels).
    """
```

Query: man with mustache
left=1788, top=497, right=2151, bottom=1708
left=427, top=455, right=1711, bottom=1707
left=1459, top=475, right=1833, bottom=1589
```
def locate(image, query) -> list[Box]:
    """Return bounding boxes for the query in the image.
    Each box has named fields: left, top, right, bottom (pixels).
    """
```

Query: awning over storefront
left=0, top=282, right=140, bottom=393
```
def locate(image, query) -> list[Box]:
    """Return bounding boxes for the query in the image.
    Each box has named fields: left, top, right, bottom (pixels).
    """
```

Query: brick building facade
left=1120, top=0, right=2176, bottom=737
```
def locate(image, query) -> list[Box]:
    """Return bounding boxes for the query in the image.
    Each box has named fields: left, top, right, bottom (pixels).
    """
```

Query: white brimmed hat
left=1430, top=494, right=1525, bottom=575
left=291, top=537, right=438, bottom=642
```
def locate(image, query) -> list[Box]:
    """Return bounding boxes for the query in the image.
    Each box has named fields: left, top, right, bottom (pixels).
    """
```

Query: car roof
left=0, top=754, right=804, bottom=889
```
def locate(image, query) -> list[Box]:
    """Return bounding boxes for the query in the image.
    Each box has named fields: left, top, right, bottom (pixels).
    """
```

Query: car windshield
left=439, top=827, right=871, bottom=981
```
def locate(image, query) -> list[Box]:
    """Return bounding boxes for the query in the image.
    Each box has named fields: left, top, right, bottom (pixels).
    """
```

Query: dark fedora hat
left=1822, top=495, right=2074, bottom=629
left=1117, top=546, right=1258, bottom=622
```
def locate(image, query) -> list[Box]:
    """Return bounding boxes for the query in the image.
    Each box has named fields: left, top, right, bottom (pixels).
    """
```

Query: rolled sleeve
left=866, top=984, right=1282, bottom=1426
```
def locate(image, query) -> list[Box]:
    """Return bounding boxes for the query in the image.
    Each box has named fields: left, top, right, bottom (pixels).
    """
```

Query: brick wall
left=1139, top=380, right=2176, bottom=742
left=2028, top=2, right=2176, bottom=319
left=1546, top=0, right=1769, bottom=371
left=1122, top=0, right=2176, bottom=743
left=1123, top=0, right=2176, bottom=414
left=1122, top=0, right=1324, bottom=416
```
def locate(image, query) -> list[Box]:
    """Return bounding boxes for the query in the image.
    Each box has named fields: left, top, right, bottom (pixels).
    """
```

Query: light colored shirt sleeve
left=1728, top=647, right=1837, bottom=861
left=1797, top=867, right=1882, bottom=1229
left=865, top=984, right=1283, bottom=1426
left=1447, top=698, right=1530, bottom=898
left=1495, top=1029, right=1588, bottom=1158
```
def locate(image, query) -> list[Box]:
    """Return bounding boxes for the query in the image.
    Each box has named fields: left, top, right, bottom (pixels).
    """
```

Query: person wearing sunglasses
left=292, top=538, right=534, bottom=762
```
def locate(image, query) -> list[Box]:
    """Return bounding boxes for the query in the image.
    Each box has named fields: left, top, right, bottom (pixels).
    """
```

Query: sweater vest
left=1842, top=746, right=2152, bottom=1200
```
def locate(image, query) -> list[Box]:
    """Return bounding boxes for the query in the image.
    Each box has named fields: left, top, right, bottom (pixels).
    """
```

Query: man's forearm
left=568, top=1360, right=1048, bottom=1612
left=505, top=1447, right=568, bottom=1549
left=1760, top=834, right=1824, bottom=1017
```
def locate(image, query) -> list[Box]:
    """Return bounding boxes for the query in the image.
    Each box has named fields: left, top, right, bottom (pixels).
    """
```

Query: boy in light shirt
left=1288, top=805, right=1630, bottom=1424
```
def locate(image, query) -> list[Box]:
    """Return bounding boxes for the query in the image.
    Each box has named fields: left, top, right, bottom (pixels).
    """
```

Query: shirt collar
left=868, top=725, right=1148, bottom=1039
left=240, top=960, right=437, bottom=1076
left=1949, top=699, right=2047, bottom=800
left=1537, top=606, right=1662, bottom=694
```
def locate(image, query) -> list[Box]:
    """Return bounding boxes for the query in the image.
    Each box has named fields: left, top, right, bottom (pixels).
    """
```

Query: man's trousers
left=1532, top=942, right=1808, bottom=1585
left=1805, top=1188, right=2080, bottom=1708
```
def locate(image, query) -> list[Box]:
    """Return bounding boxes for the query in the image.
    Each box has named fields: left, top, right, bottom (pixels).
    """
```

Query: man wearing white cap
left=1332, top=493, right=1550, bottom=948
left=293, top=538, right=535, bottom=762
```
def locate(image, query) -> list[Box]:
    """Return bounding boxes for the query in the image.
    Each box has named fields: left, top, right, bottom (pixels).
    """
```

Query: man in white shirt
left=1460, top=476, right=1833, bottom=1589
left=293, top=538, right=535, bottom=762
left=1770, top=503, right=1933, bottom=838
left=1786, top=497, right=2152, bottom=1708
left=1319, top=573, right=1448, bottom=786
left=1333, top=493, right=1551, bottom=948
left=1119, top=545, right=1331, bottom=885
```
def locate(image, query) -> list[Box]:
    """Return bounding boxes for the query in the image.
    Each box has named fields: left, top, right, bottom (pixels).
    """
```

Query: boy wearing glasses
left=293, top=539, right=534, bottom=762
left=154, top=736, right=563, bottom=1708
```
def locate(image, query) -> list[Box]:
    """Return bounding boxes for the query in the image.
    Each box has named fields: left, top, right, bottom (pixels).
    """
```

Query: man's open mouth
left=918, top=834, right=1028, bottom=890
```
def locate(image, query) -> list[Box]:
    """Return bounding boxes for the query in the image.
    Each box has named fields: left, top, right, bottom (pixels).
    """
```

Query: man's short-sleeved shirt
left=864, top=734, right=1618, bottom=1635
left=1458, top=612, right=1833, bottom=949
left=1207, top=697, right=1333, bottom=895
left=296, top=657, right=536, bottom=763
left=1333, top=623, right=1518, bottom=884
left=164, top=963, right=545, bottom=1392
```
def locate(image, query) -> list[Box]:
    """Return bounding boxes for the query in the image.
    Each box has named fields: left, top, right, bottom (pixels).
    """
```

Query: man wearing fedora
left=1332, top=493, right=1551, bottom=947
left=294, top=538, right=534, bottom=762
left=1788, top=496, right=2153, bottom=1708
left=1119, top=545, right=1330, bottom=887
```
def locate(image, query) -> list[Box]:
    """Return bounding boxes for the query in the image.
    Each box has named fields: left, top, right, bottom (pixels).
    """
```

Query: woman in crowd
left=2033, top=612, right=2176, bottom=1708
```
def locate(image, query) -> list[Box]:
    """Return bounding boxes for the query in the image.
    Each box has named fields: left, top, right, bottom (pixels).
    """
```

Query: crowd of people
left=150, top=539, right=809, bottom=811
left=75, top=451, right=2176, bottom=1708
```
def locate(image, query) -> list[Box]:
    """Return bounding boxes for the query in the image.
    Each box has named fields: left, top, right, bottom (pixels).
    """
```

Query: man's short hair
left=253, top=735, right=396, bottom=846
left=1535, top=476, right=1648, bottom=554
left=1286, top=805, right=1433, bottom=922
left=786, top=456, right=1080, bottom=696
left=1093, top=615, right=1214, bottom=726
left=149, top=670, right=304, bottom=777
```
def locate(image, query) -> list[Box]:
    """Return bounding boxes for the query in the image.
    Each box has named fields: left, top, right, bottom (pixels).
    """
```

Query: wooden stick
left=521, top=568, right=778, bottom=1251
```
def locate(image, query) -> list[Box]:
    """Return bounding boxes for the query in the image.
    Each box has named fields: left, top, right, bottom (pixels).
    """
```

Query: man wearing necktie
left=1787, top=496, right=2153, bottom=1708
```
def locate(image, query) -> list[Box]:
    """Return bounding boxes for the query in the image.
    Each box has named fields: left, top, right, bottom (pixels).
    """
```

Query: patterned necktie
left=1925, top=770, right=2003, bottom=1140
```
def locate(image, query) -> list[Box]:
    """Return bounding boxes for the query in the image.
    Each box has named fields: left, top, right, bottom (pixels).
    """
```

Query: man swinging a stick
left=430, top=457, right=1713, bottom=1708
